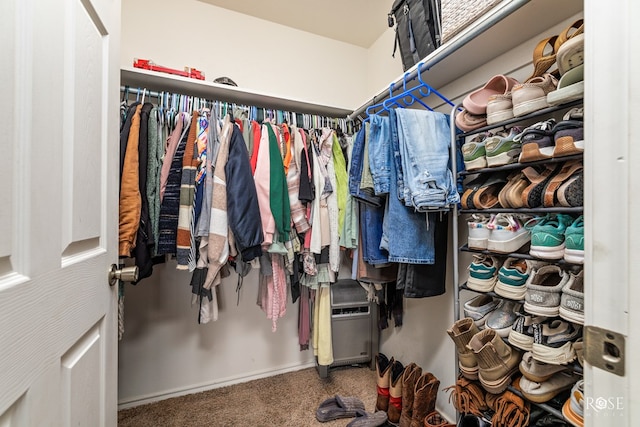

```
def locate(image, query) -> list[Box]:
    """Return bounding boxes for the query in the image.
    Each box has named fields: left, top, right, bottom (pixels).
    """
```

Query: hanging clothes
left=132, top=102, right=155, bottom=282
left=157, top=119, right=190, bottom=256
left=119, top=103, right=143, bottom=257
left=203, top=117, right=234, bottom=289
left=287, top=126, right=310, bottom=234
left=147, top=107, right=163, bottom=256
left=176, top=111, right=199, bottom=270
left=265, top=122, right=291, bottom=246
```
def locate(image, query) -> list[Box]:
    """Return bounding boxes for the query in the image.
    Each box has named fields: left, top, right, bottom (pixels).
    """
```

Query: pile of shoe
left=455, top=19, right=584, bottom=132
left=374, top=353, right=445, bottom=427
left=461, top=115, right=583, bottom=211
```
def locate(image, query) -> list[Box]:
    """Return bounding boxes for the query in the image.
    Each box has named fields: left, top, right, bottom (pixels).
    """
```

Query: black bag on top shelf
left=389, top=0, right=442, bottom=71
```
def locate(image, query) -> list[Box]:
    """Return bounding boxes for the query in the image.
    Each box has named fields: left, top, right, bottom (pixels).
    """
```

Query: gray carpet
left=118, top=365, right=378, bottom=427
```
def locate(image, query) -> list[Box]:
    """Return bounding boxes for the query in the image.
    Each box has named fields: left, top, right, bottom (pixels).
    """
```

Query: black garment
left=225, top=125, right=264, bottom=262
left=400, top=213, right=449, bottom=298
left=156, top=124, right=188, bottom=255
left=119, top=102, right=141, bottom=190
left=298, top=130, right=315, bottom=203
left=132, top=103, right=155, bottom=283
left=290, top=254, right=302, bottom=303
left=385, top=281, right=403, bottom=327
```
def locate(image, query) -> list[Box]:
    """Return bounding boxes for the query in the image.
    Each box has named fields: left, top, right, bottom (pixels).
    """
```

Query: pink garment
left=254, top=123, right=276, bottom=246
left=267, top=253, right=287, bottom=332
left=259, top=254, right=287, bottom=332
left=159, top=113, right=185, bottom=201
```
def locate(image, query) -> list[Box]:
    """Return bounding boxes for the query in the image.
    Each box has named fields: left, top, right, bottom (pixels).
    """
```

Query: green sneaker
left=526, top=214, right=574, bottom=260
left=564, top=215, right=584, bottom=264
left=485, top=126, right=524, bottom=167
left=462, top=132, right=491, bottom=171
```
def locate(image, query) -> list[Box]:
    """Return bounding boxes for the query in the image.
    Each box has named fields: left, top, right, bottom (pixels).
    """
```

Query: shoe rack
left=449, top=96, right=584, bottom=425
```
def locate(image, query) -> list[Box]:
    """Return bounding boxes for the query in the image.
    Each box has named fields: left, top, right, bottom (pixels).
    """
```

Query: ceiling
left=197, top=0, right=392, bottom=48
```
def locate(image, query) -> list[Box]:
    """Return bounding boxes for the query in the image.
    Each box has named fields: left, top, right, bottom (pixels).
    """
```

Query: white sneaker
left=467, top=254, right=502, bottom=292
left=487, top=214, right=531, bottom=254
left=467, top=214, right=492, bottom=250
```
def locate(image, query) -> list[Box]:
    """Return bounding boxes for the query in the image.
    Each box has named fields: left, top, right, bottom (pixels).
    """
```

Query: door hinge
left=584, top=325, right=625, bottom=377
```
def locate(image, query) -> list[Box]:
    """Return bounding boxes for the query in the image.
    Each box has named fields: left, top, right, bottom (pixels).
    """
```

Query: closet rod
left=120, top=86, right=350, bottom=132
left=120, top=85, right=352, bottom=124
left=348, top=0, right=530, bottom=120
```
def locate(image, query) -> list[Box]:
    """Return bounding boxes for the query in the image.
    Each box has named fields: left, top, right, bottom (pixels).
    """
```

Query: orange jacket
left=119, top=104, right=143, bottom=256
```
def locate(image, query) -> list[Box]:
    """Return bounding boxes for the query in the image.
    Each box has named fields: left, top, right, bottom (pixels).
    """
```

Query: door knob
left=108, top=264, right=139, bottom=286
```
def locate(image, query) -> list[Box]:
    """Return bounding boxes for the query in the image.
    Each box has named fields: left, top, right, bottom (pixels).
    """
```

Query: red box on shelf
left=133, top=59, right=205, bottom=80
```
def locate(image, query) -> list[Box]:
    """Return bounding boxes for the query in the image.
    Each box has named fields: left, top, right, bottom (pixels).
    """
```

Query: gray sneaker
left=559, top=269, right=584, bottom=325
left=524, top=265, right=571, bottom=317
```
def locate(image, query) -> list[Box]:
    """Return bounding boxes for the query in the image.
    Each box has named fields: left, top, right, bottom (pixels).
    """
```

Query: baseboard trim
left=118, top=360, right=317, bottom=410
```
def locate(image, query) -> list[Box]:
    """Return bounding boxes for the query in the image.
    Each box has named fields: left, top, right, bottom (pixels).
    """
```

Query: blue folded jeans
left=380, top=109, right=436, bottom=264
left=368, top=114, right=391, bottom=195
left=348, top=127, right=383, bottom=207
left=395, top=108, right=460, bottom=211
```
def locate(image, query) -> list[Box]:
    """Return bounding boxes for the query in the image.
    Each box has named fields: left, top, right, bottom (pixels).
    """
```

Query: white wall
left=118, top=0, right=371, bottom=406
left=364, top=27, right=404, bottom=109
left=120, top=0, right=369, bottom=110
left=118, top=262, right=314, bottom=406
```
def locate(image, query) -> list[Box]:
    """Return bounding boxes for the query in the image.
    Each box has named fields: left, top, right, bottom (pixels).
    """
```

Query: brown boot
left=375, top=353, right=394, bottom=412
left=467, top=329, right=521, bottom=394
left=447, top=318, right=480, bottom=380
left=388, top=360, right=405, bottom=425
left=409, top=373, right=440, bottom=427
left=399, top=363, right=422, bottom=427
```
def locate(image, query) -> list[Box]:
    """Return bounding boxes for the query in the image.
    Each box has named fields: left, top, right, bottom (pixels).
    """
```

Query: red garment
left=281, top=124, right=292, bottom=175
left=249, top=120, right=261, bottom=174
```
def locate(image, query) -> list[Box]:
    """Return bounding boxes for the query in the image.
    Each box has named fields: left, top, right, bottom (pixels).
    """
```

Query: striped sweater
left=176, top=111, right=200, bottom=269
left=203, top=117, right=234, bottom=289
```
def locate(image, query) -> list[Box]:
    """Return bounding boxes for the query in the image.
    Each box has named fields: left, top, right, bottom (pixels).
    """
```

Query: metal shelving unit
left=451, top=94, right=585, bottom=425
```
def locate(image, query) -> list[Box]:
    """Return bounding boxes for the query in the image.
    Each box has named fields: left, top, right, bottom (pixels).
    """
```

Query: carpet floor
left=118, top=365, right=378, bottom=427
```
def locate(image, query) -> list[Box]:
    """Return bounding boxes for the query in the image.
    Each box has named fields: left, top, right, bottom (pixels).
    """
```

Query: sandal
left=471, top=171, right=510, bottom=209
left=498, top=171, right=529, bottom=209
left=461, top=174, right=489, bottom=209
left=543, top=160, right=583, bottom=207
left=345, top=409, right=388, bottom=427
left=455, top=108, right=487, bottom=132
left=463, top=74, right=520, bottom=115
left=316, top=395, right=366, bottom=422
left=555, top=19, right=585, bottom=75
left=520, top=164, right=562, bottom=208
left=553, top=19, right=584, bottom=53
left=525, top=35, right=559, bottom=82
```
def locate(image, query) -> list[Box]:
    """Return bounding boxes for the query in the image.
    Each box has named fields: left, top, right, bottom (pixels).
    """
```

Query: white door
left=585, top=0, right=638, bottom=425
left=0, top=0, right=120, bottom=425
